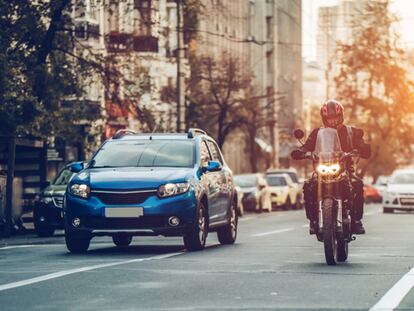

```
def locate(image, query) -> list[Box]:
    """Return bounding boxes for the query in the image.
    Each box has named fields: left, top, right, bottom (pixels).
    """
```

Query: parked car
left=233, top=174, right=271, bottom=213
left=383, top=169, right=414, bottom=213
left=373, top=175, right=388, bottom=200
left=266, top=173, right=296, bottom=210
left=266, top=168, right=303, bottom=209
left=364, top=184, right=382, bottom=203
left=33, top=163, right=79, bottom=237
left=64, top=129, right=238, bottom=253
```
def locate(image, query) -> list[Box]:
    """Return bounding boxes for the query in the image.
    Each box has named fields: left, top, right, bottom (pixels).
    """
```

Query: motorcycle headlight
left=69, top=184, right=90, bottom=199
left=158, top=183, right=190, bottom=198
left=317, top=164, right=341, bottom=175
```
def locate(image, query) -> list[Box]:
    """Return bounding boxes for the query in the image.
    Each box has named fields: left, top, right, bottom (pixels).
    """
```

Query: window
left=135, top=0, right=152, bottom=36
left=266, top=16, right=273, bottom=39
left=207, top=141, right=223, bottom=164
left=53, top=169, right=74, bottom=186
left=200, top=141, right=211, bottom=167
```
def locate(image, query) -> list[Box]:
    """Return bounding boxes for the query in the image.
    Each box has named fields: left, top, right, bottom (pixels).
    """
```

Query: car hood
left=238, top=187, right=257, bottom=194
left=387, top=184, right=414, bottom=194
left=268, top=186, right=289, bottom=193
left=73, top=167, right=194, bottom=190
left=43, top=185, right=67, bottom=197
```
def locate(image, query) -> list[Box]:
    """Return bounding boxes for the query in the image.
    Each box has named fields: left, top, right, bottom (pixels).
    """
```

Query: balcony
left=106, top=32, right=159, bottom=53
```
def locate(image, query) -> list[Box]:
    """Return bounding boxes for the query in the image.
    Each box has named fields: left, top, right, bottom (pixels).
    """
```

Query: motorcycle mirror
left=293, top=129, right=305, bottom=140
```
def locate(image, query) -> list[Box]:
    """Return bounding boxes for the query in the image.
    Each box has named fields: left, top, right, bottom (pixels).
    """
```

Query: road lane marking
left=0, top=252, right=182, bottom=292
left=239, top=216, right=256, bottom=222
left=0, top=245, right=57, bottom=250
left=370, top=267, right=414, bottom=311
left=251, top=228, right=295, bottom=237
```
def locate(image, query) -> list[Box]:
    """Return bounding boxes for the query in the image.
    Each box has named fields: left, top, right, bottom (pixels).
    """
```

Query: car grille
left=400, top=197, right=414, bottom=206
left=91, top=190, right=157, bottom=205
left=53, top=196, right=64, bottom=208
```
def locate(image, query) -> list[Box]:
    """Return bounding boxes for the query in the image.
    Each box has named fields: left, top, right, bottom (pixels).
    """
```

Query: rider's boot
left=352, top=220, right=366, bottom=235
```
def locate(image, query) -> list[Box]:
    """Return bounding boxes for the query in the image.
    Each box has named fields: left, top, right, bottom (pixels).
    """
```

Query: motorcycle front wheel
left=322, top=199, right=337, bottom=265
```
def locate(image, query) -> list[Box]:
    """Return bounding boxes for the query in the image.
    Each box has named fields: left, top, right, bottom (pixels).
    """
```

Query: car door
left=207, top=140, right=230, bottom=221
left=200, top=140, right=221, bottom=223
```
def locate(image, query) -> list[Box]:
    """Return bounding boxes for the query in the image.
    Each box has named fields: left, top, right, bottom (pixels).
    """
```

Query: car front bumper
left=34, top=199, right=64, bottom=228
left=64, top=190, right=198, bottom=237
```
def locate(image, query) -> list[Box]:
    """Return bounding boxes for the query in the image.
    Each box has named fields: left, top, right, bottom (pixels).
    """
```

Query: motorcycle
left=291, top=128, right=360, bottom=265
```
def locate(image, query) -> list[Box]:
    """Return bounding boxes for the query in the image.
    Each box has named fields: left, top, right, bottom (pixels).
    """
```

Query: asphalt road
left=0, top=204, right=413, bottom=311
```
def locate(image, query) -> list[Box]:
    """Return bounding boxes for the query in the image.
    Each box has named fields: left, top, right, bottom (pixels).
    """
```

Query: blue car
left=64, top=129, right=238, bottom=253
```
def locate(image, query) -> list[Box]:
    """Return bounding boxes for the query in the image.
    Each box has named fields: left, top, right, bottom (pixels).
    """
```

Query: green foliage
left=0, top=0, right=101, bottom=143
left=334, top=0, right=414, bottom=179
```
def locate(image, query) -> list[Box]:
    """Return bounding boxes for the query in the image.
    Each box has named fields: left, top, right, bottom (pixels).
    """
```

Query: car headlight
left=69, top=184, right=90, bottom=199
left=158, top=183, right=190, bottom=198
left=317, top=164, right=341, bottom=175
left=40, top=197, right=53, bottom=204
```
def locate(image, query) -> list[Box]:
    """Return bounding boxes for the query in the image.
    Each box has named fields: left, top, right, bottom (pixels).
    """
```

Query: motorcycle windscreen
left=314, top=128, right=343, bottom=162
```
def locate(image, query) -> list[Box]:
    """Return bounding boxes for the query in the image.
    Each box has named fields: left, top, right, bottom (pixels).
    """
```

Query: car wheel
left=283, top=197, right=292, bottom=210
left=295, top=195, right=302, bottom=209
left=65, top=230, right=91, bottom=253
left=34, top=208, right=55, bottom=237
left=383, top=207, right=394, bottom=214
left=256, top=199, right=263, bottom=213
left=217, top=199, right=238, bottom=245
left=112, top=234, right=132, bottom=247
left=184, top=201, right=208, bottom=251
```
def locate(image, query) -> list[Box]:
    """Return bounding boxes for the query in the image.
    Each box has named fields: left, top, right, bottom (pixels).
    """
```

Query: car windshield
left=52, top=168, right=74, bottom=186
left=266, top=176, right=287, bottom=186
left=389, top=172, right=414, bottom=184
left=90, top=140, right=195, bottom=168
left=234, top=175, right=257, bottom=187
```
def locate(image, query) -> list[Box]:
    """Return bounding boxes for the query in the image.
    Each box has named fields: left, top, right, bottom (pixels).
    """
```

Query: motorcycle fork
left=318, top=198, right=342, bottom=232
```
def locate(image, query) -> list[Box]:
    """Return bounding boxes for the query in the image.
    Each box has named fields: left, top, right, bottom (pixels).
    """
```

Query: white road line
left=302, top=224, right=309, bottom=228
left=0, top=245, right=57, bottom=250
left=370, top=267, right=414, bottom=311
left=251, top=228, right=295, bottom=237
left=239, top=216, right=256, bottom=222
left=0, top=252, right=182, bottom=292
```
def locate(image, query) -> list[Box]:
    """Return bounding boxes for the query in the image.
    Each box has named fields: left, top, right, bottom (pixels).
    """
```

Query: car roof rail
left=112, top=129, right=137, bottom=139
left=187, top=128, right=207, bottom=138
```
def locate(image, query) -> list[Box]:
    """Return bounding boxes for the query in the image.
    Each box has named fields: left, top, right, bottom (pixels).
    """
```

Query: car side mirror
left=69, top=162, right=85, bottom=173
left=293, top=129, right=305, bottom=140
left=203, top=161, right=222, bottom=172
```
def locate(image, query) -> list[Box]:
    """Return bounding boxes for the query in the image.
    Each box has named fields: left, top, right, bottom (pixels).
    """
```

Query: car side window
left=200, top=141, right=212, bottom=167
left=207, top=141, right=223, bottom=164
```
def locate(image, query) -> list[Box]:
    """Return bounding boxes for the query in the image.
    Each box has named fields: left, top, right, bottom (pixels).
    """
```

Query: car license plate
left=104, top=207, right=144, bottom=218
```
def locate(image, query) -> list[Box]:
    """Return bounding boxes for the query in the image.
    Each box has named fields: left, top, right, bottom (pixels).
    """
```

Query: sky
left=302, top=0, right=414, bottom=61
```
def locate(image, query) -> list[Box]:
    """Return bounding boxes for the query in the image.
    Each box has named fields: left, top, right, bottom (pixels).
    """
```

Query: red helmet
left=320, top=99, right=344, bottom=128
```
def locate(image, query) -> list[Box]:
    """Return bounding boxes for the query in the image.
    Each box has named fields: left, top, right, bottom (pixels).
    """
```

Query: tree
left=334, top=0, right=414, bottom=180
left=187, top=53, right=253, bottom=148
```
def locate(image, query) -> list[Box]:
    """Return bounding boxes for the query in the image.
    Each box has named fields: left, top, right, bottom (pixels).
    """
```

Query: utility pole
left=176, top=0, right=186, bottom=132
left=325, top=10, right=331, bottom=99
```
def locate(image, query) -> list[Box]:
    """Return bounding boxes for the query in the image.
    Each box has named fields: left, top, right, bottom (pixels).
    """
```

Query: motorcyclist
left=293, top=99, right=371, bottom=235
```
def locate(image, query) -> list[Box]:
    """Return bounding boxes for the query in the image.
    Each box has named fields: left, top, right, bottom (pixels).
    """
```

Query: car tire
left=112, top=234, right=132, bottom=247
left=283, top=197, right=292, bottom=210
left=295, top=195, right=302, bottom=209
left=65, top=230, right=91, bottom=253
left=255, top=199, right=263, bottom=213
left=383, top=207, right=394, bottom=214
left=33, top=208, right=55, bottom=237
left=217, top=199, right=238, bottom=245
left=35, top=223, right=55, bottom=237
left=184, top=201, right=208, bottom=251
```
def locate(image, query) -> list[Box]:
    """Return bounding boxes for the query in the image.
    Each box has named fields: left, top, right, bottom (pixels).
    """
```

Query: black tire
left=184, top=202, right=208, bottom=251
left=33, top=208, right=55, bottom=237
left=255, top=199, right=263, bottom=213
left=35, top=224, right=55, bottom=237
left=337, top=239, right=348, bottom=262
left=322, top=199, right=337, bottom=265
left=383, top=207, right=394, bottom=214
left=112, top=234, right=132, bottom=247
left=283, top=197, right=292, bottom=210
left=217, top=199, right=238, bottom=245
left=295, top=196, right=302, bottom=210
left=65, top=230, right=91, bottom=253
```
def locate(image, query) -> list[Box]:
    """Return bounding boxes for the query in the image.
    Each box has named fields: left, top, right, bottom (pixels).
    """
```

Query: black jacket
left=301, top=125, right=371, bottom=159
